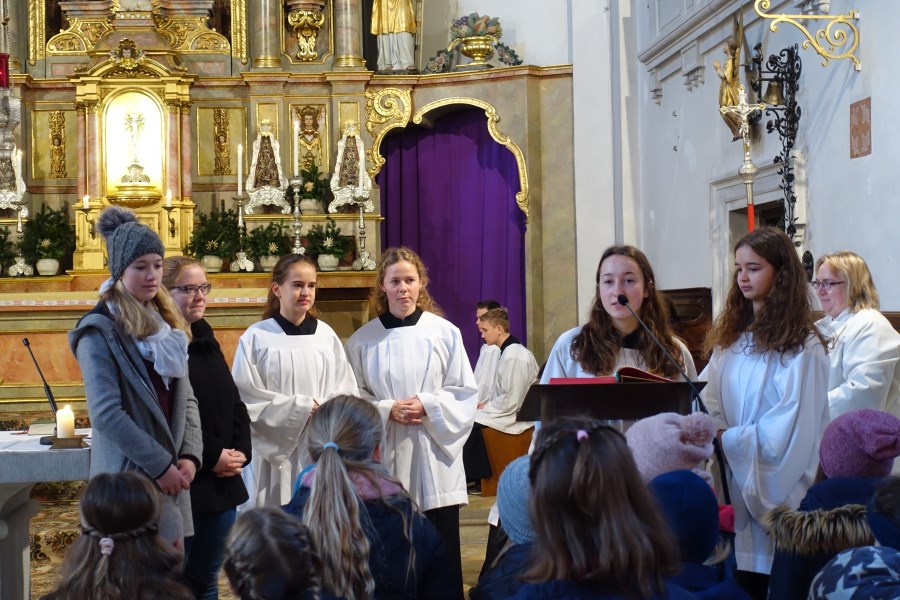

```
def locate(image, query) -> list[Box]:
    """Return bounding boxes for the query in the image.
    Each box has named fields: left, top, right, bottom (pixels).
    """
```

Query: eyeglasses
left=811, top=280, right=844, bottom=291
left=170, top=283, right=212, bottom=297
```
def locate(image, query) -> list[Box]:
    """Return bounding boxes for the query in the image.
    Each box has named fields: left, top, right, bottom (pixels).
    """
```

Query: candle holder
left=352, top=202, right=376, bottom=271
left=162, top=204, right=177, bottom=239
left=77, top=204, right=97, bottom=239
left=49, top=433, right=89, bottom=450
left=230, top=195, right=254, bottom=271
left=289, top=177, right=306, bottom=255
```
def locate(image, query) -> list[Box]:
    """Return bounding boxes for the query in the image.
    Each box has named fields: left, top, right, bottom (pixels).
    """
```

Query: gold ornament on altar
left=448, top=13, right=502, bottom=70
left=213, top=108, right=231, bottom=176
left=287, top=2, right=327, bottom=62
left=296, top=105, right=324, bottom=172
left=49, top=111, right=67, bottom=179
left=109, top=38, right=145, bottom=71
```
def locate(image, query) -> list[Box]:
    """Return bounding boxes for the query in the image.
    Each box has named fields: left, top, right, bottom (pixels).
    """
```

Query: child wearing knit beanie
left=626, top=412, right=719, bottom=482
left=765, top=409, right=900, bottom=600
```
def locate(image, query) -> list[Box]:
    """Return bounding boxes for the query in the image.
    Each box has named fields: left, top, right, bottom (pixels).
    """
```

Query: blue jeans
left=183, top=509, right=236, bottom=600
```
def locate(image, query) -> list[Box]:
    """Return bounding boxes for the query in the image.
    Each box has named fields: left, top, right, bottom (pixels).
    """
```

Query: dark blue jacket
left=507, top=579, right=697, bottom=599
left=766, top=476, right=881, bottom=600
left=284, top=485, right=461, bottom=600
left=469, top=542, right=533, bottom=600
left=670, top=562, right=749, bottom=600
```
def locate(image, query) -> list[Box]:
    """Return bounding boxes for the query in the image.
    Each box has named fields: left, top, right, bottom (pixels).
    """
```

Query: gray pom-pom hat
left=96, top=206, right=165, bottom=280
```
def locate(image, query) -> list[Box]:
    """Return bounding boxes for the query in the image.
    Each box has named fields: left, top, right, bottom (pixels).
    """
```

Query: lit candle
left=166, top=189, right=173, bottom=208
left=56, top=405, right=75, bottom=439
left=82, top=195, right=90, bottom=209
left=237, top=143, right=243, bottom=196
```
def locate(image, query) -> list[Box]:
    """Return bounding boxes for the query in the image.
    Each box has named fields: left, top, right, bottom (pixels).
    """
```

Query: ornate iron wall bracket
left=754, top=0, right=860, bottom=70
left=749, top=43, right=802, bottom=240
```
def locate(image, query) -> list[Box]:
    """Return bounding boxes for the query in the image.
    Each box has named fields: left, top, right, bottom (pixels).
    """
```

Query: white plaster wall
left=452, top=0, right=572, bottom=65
left=631, top=2, right=900, bottom=308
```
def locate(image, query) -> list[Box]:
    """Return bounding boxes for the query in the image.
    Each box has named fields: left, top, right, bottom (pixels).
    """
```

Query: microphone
left=616, top=294, right=731, bottom=505
left=23, top=337, right=59, bottom=445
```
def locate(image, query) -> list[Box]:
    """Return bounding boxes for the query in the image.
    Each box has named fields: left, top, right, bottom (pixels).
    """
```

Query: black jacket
left=187, top=318, right=252, bottom=514
left=469, top=542, right=533, bottom=600
left=284, top=484, right=461, bottom=600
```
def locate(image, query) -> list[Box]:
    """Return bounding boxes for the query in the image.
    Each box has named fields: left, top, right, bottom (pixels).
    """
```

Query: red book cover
left=547, top=377, right=617, bottom=385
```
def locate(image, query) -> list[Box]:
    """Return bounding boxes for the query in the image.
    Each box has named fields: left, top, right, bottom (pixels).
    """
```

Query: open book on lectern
left=516, top=373, right=706, bottom=423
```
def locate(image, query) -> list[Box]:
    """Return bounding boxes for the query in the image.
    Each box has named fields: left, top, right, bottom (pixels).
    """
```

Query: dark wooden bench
left=480, top=426, right=534, bottom=497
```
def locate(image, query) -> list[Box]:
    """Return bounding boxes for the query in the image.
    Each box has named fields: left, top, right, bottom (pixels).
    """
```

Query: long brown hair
left=304, top=395, right=414, bottom=600
left=372, top=247, right=443, bottom=317
left=571, top=246, right=685, bottom=377
left=526, top=418, right=680, bottom=599
left=704, top=227, right=826, bottom=356
left=42, top=472, right=193, bottom=600
left=223, top=508, right=323, bottom=600
left=262, top=254, right=319, bottom=320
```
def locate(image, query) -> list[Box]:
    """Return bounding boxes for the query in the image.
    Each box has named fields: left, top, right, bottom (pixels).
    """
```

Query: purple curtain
left=376, top=108, right=526, bottom=367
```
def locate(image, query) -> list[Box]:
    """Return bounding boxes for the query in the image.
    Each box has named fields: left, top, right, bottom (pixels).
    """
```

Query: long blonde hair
left=304, top=395, right=414, bottom=600
left=815, top=251, right=880, bottom=312
left=372, top=247, right=443, bottom=317
left=100, top=279, right=189, bottom=340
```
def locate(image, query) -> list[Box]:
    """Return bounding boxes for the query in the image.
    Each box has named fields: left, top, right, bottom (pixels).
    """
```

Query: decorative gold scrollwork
left=365, top=88, right=412, bottom=179
left=754, top=0, right=861, bottom=70
left=288, top=10, right=326, bottom=61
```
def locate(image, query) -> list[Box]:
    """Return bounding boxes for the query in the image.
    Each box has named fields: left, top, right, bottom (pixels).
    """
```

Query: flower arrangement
left=304, top=217, right=352, bottom=258
left=450, top=13, right=502, bottom=39
left=20, top=203, right=76, bottom=261
left=298, top=163, right=332, bottom=212
left=246, top=221, right=290, bottom=260
left=183, top=202, right=240, bottom=259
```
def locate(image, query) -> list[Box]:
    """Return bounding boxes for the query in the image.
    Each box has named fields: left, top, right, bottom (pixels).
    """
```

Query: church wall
left=627, top=1, right=900, bottom=311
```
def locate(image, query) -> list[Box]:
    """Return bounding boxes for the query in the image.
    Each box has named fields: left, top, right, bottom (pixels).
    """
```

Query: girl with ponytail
left=284, top=395, right=461, bottom=600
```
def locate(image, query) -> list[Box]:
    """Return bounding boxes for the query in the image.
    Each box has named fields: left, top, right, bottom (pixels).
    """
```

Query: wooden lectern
left=517, top=381, right=706, bottom=423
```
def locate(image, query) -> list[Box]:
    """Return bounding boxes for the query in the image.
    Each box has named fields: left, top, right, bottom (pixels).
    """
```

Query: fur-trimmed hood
left=763, top=503, right=874, bottom=555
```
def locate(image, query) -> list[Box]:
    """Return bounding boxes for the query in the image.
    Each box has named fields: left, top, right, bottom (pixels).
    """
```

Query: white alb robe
left=474, top=343, right=501, bottom=405
left=816, top=308, right=900, bottom=420
left=475, top=343, right=539, bottom=435
left=701, top=332, right=830, bottom=574
left=344, top=312, right=478, bottom=511
left=232, top=318, right=358, bottom=508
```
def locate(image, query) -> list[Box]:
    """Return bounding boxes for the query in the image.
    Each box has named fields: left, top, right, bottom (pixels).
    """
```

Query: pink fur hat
left=626, top=412, right=719, bottom=482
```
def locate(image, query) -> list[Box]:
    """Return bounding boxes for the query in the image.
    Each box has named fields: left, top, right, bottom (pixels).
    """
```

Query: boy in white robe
left=473, top=300, right=502, bottom=407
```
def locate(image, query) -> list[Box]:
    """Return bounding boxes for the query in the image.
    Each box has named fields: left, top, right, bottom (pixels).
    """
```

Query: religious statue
left=214, top=131, right=230, bottom=176
left=297, top=106, right=323, bottom=171
left=121, top=110, right=150, bottom=183
left=109, top=38, right=145, bottom=71
left=49, top=133, right=67, bottom=179
left=713, top=15, right=744, bottom=141
left=245, top=119, right=290, bottom=214
left=329, top=121, right=372, bottom=209
left=371, top=0, right=417, bottom=72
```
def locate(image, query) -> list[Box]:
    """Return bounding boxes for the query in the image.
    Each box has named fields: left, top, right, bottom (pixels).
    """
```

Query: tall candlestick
left=293, top=118, right=300, bottom=177
left=237, top=143, right=243, bottom=196
left=82, top=195, right=90, bottom=209
left=166, top=189, right=173, bottom=208
left=56, top=405, right=75, bottom=439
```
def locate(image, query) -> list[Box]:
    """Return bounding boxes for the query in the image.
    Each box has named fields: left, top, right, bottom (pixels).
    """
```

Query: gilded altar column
left=180, top=103, right=192, bottom=201
left=76, top=103, right=86, bottom=198
left=166, top=102, right=179, bottom=197
left=333, top=0, right=366, bottom=68
left=86, top=102, right=102, bottom=199
left=252, top=0, right=281, bottom=68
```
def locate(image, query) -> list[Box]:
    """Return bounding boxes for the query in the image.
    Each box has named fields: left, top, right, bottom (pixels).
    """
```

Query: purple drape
left=376, top=108, right=526, bottom=367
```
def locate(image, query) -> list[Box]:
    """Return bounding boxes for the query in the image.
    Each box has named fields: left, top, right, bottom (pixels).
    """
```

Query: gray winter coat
left=69, top=303, right=203, bottom=536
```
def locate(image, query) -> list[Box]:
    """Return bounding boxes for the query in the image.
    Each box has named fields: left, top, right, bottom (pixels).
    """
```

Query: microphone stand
left=616, top=295, right=732, bottom=505
left=23, top=337, right=59, bottom=445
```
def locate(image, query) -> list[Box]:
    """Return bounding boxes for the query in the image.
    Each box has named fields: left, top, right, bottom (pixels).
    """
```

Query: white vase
left=259, top=255, right=280, bottom=271
left=299, top=198, right=321, bottom=215
left=201, top=255, right=224, bottom=273
left=36, top=258, right=60, bottom=276
left=316, top=254, right=339, bottom=271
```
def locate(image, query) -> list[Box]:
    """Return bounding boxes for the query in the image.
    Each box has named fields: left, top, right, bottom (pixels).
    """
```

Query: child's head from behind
left=819, top=409, right=900, bottom=479
left=45, top=471, right=191, bottom=600
left=224, top=508, right=322, bottom=600
left=527, top=417, right=679, bottom=598
left=650, top=470, right=721, bottom=565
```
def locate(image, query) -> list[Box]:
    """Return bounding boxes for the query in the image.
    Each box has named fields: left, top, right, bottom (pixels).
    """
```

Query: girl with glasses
left=814, top=251, right=900, bottom=421
left=163, top=256, right=252, bottom=600
left=702, top=227, right=830, bottom=598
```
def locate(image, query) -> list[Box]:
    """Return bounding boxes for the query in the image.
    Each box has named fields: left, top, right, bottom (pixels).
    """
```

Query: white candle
left=237, top=143, right=243, bottom=196
left=56, top=405, right=75, bottom=439
left=166, top=189, right=173, bottom=208
left=15, top=149, right=21, bottom=179
left=82, top=195, right=90, bottom=209
left=293, top=119, right=299, bottom=177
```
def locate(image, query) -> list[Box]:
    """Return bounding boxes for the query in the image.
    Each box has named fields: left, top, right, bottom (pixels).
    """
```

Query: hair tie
left=323, top=441, right=340, bottom=452
left=576, top=430, right=588, bottom=442
left=99, top=537, right=114, bottom=556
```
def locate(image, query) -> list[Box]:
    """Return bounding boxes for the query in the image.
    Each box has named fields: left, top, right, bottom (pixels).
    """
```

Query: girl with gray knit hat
left=68, top=206, right=202, bottom=546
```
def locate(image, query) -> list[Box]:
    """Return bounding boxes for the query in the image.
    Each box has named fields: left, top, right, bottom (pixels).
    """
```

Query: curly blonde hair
left=371, top=247, right=443, bottom=317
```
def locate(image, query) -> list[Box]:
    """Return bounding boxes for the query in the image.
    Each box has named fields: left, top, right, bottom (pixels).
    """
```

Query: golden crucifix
left=720, top=84, right=766, bottom=231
